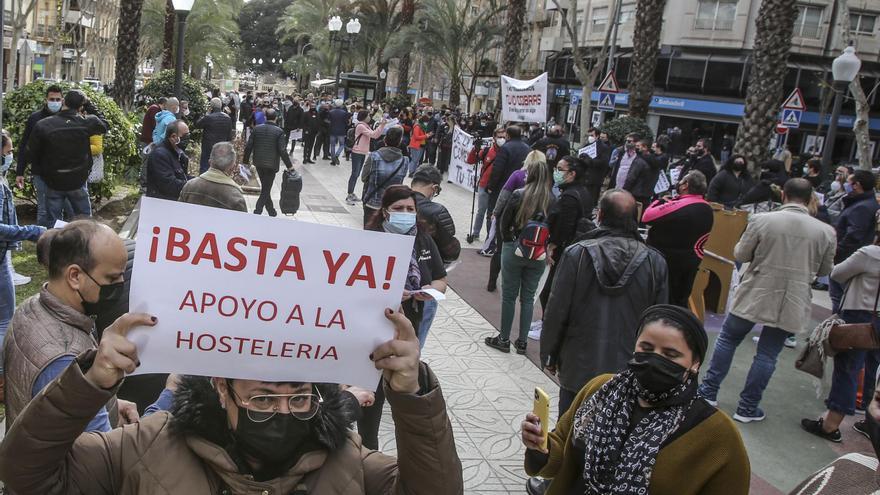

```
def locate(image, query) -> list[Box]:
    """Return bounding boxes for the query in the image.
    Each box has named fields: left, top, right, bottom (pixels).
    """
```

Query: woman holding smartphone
left=520, top=305, right=749, bottom=495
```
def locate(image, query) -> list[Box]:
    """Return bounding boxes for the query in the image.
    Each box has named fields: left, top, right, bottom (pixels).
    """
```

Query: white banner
left=501, top=73, right=548, bottom=123
left=127, top=198, right=415, bottom=388
left=450, top=126, right=478, bottom=191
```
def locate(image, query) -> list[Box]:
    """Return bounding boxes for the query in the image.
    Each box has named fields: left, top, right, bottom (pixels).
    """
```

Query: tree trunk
left=6, top=26, right=20, bottom=92
left=732, top=0, right=797, bottom=165
left=162, top=0, right=175, bottom=70
left=396, top=0, right=414, bottom=96
left=628, top=0, right=666, bottom=119
left=449, top=73, right=461, bottom=108
left=500, top=0, right=526, bottom=77
left=850, top=77, right=872, bottom=170
left=114, top=0, right=144, bottom=110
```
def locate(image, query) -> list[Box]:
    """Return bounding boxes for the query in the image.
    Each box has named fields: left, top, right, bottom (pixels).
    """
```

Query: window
left=618, top=3, right=635, bottom=23
left=695, top=0, right=738, bottom=30
left=850, top=12, right=877, bottom=35
left=591, top=6, right=608, bottom=33
left=793, top=5, right=823, bottom=38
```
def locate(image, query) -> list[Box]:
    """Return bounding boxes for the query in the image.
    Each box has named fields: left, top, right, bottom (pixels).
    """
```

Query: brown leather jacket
left=0, top=353, right=464, bottom=495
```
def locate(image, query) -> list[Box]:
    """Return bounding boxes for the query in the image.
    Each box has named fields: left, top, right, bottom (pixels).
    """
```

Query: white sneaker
left=345, top=194, right=357, bottom=205
left=752, top=335, right=760, bottom=344
left=528, top=321, right=542, bottom=340
left=784, top=336, right=797, bottom=348
left=12, top=272, right=30, bottom=286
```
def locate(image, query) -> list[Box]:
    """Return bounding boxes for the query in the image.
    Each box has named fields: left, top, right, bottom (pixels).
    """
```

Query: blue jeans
left=45, top=183, right=91, bottom=225
left=0, top=250, right=13, bottom=374
left=698, top=313, right=792, bottom=413
left=830, top=278, right=845, bottom=314
left=472, top=187, right=490, bottom=238
left=417, top=298, right=438, bottom=349
left=33, top=176, right=50, bottom=228
left=826, top=310, right=880, bottom=415
left=330, top=134, right=346, bottom=158
left=408, top=148, right=424, bottom=175
left=500, top=242, right=545, bottom=342
left=349, top=153, right=366, bottom=195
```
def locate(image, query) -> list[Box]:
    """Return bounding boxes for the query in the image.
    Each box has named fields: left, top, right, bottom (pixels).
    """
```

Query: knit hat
left=637, top=304, right=708, bottom=363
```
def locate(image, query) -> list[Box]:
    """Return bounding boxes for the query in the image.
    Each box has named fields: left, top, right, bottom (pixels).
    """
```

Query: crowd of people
left=2, top=81, right=880, bottom=494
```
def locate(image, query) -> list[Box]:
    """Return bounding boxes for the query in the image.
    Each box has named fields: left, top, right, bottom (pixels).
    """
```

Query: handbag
left=828, top=279, right=880, bottom=352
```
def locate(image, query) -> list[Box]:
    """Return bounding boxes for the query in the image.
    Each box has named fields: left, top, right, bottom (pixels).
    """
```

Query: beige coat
left=831, top=245, right=880, bottom=312
left=731, top=203, right=836, bottom=333
left=178, top=168, right=248, bottom=212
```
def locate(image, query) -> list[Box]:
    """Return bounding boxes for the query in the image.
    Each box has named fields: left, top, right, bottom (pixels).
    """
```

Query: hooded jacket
left=0, top=355, right=463, bottom=495
left=540, top=228, right=668, bottom=392
left=152, top=109, right=178, bottom=145
left=361, top=147, right=408, bottom=209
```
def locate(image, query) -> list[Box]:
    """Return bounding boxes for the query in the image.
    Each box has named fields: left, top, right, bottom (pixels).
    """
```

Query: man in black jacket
left=16, top=84, right=63, bottom=227
left=580, top=127, right=610, bottom=213
left=541, top=189, right=668, bottom=416
left=284, top=96, right=304, bottom=155
left=193, top=98, right=233, bottom=174
left=146, top=120, right=190, bottom=201
left=239, top=93, right=253, bottom=124
left=301, top=102, right=320, bottom=164
left=487, top=125, right=530, bottom=214
left=609, top=134, right=652, bottom=209
left=315, top=101, right=332, bottom=161
left=244, top=108, right=293, bottom=217
left=532, top=124, right=570, bottom=172
left=27, top=89, right=107, bottom=227
left=684, top=138, right=717, bottom=184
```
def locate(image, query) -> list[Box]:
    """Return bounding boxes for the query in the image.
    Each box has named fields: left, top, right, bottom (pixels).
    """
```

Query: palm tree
left=732, top=0, right=798, bottom=164
left=500, top=0, right=525, bottom=77
left=409, top=0, right=503, bottom=107
left=628, top=0, right=666, bottom=119
left=353, top=0, right=403, bottom=92
left=113, top=0, right=145, bottom=110
left=163, top=0, right=175, bottom=70
left=395, top=0, right=415, bottom=95
left=277, top=0, right=353, bottom=77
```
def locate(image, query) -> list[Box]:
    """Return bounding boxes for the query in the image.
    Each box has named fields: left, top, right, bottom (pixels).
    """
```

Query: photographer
left=468, top=128, right=505, bottom=242
left=26, top=89, right=108, bottom=227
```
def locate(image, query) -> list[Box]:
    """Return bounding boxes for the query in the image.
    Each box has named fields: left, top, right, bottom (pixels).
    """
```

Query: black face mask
left=232, top=405, right=312, bottom=464
left=732, top=161, right=746, bottom=173
left=79, top=271, right=125, bottom=317
left=628, top=351, right=689, bottom=395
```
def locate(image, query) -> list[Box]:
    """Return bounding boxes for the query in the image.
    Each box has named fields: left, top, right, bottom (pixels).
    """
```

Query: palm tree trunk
left=501, top=0, right=525, bottom=77
left=732, top=0, right=797, bottom=164
left=628, top=0, right=666, bottom=119
left=396, top=0, right=415, bottom=96
left=162, top=0, right=175, bottom=70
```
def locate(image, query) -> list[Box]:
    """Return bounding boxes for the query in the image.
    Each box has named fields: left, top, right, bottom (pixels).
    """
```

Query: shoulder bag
left=828, top=280, right=880, bottom=352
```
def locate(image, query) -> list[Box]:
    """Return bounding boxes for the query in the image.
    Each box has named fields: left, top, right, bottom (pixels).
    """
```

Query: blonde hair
left=516, top=151, right=552, bottom=228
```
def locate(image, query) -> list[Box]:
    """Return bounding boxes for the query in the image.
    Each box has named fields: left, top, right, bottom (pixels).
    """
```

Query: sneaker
left=528, top=321, right=542, bottom=340
left=485, top=335, right=510, bottom=353
left=12, top=272, right=30, bottom=286
left=345, top=194, right=357, bottom=205
left=350, top=194, right=361, bottom=203
left=478, top=248, right=495, bottom=257
left=853, top=419, right=871, bottom=439
left=514, top=340, right=527, bottom=355
left=811, top=281, right=829, bottom=291
left=801, top=418, right=842, bottom=443
left=733, top=407, right=766, bottom=423
left=784, top=336, right=797, bottom=348
left=704, top=398, right=718, bottom=407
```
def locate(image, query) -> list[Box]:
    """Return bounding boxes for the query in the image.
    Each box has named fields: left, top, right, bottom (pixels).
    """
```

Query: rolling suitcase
left=279, top=169, right=303, bottom=215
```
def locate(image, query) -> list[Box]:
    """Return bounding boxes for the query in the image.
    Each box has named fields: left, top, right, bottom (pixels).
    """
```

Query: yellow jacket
left=89, top=134, right=103, bottom=156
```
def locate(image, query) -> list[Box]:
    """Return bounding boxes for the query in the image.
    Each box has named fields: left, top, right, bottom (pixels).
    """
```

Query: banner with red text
left=127, top=198, right=415, bottom=388
left=500, top=73, right=548, bottom=123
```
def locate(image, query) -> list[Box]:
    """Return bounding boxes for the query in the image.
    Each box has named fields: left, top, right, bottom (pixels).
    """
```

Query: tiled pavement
left=244, top=149, right=870, bottom=494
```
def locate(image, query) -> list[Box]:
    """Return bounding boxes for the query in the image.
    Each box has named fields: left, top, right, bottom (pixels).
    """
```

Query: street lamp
left=821, top=44, right=861, bottom=175
left=172, top=0, right=195, bottom=98
left=328, top=16, right=361, bottom=95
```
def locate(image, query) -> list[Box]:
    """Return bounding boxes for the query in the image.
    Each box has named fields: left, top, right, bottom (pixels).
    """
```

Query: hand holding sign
left=371, top=308, right=420, bottom=394
left=85, top=313, right=157, bottom=390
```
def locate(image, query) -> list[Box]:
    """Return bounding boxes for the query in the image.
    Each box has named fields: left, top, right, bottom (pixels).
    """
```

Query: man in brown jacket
left=179, top=141, right=248, bottom=212
left=0, top=309, right=464, bottom=494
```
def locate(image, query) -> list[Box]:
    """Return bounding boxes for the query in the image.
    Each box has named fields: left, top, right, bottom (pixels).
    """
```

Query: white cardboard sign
left=500, top=73, right=548, bottom=123
left=449, top=126, right=477, bottom=191
left=128, top=198, right=415, bottom=388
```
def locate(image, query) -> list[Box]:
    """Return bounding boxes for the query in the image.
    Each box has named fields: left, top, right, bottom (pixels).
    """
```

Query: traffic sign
left=781, top=109, right=802, bottom=128
left=775, top=123, right=789, bottom=135
left=597, top=71, right=620, bottom=93
left=598, top=92, right=617, bottom=111
left=782, top=88, right=806, bottom=110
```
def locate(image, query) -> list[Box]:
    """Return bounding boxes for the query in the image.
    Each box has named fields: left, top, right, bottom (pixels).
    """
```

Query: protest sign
left=578, top=143, right=597, bottom=159
left=501, top=73, right=548, bottom=123
left=449, top=126, right=478, bottom=191
left=127, top=198, right=415, bottom=388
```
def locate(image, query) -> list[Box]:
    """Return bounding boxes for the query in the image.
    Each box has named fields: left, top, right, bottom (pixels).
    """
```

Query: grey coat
left=831, top=245, right=880, bottom=312
left=540, top=228, right=669, bottom=392
left=731, top=203, right=836, bottom=333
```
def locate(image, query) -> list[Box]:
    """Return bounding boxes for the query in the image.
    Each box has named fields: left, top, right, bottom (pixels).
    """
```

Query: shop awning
left=309, top=79, right=336, bottom=88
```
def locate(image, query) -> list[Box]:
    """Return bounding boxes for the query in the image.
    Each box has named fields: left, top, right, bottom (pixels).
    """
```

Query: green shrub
left=140, top=69, right=208, bottom=150
left=387, top=94, right=413, bottom=110
left=599, top=116, right=654, bottom=147
left=3, top=80, right=139, bottom=203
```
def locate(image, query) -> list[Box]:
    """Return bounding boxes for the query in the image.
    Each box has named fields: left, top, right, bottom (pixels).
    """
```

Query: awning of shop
left=309, top=79, right=336, bottom=88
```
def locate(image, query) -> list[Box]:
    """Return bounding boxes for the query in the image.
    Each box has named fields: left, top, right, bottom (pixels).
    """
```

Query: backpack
left=515, top=212, right=551, bottom=261
left=345, top=127, right=356, bottom=149
left=545, top=143, right=559, bottom=163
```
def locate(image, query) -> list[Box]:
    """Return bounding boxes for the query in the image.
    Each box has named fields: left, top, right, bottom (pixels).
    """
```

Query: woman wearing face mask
left=0, top=132, right=45, bottom=399
left=361, top=185, right=447, bottom=450
left=802, top=158, right=823, bottom=190
left=706, top=154, right=755, bottom=208
left=467, top=128, right=504, bottom=242
left=485, top=155, right=554, bottom=355
left=347, top=110, right=386, bottom=205
left=521, top=305, right=750, bottom=495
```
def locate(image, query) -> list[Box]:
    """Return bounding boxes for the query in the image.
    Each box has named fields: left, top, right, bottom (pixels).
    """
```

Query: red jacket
left=410, top=124, right=427, bottom=150
left=468, top=144, right=498, bottom=189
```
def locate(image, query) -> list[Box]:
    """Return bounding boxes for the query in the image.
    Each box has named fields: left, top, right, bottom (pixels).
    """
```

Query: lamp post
left=821, top=44, right=861, bottom=176
left=379, top=68, right=387, bottom=101
left=172, top=0, right=195, bottom=98
left=328, top=16, right=361, bottom=96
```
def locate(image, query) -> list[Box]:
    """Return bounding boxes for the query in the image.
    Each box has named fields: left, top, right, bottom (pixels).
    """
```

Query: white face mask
left=587, top=136, right=596, bottom=144
left=830, top=181, right=842, bottom=193
left=495, top=138, right=506, bottom=147
left=0, top=153, right=13, bottom=173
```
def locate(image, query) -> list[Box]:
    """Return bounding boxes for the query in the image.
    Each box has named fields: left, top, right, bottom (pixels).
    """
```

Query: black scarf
left=573, top=370, right=696, bottom=494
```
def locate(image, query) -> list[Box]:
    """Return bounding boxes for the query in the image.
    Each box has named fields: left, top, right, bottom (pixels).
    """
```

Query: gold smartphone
left=533, top=387, right=551, bottom=451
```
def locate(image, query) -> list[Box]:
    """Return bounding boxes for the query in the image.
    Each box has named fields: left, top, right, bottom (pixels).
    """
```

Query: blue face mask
left=47, top=101, right=62, bottom=113
left=844, top=182, right=854, bottom=194
left=386, top=212, right=417, bottom=234
left=0, top=153, right=12, bottom=174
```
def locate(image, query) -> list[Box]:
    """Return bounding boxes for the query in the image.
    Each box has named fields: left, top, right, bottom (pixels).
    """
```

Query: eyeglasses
left=229, top=384, right=323, bottom=422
